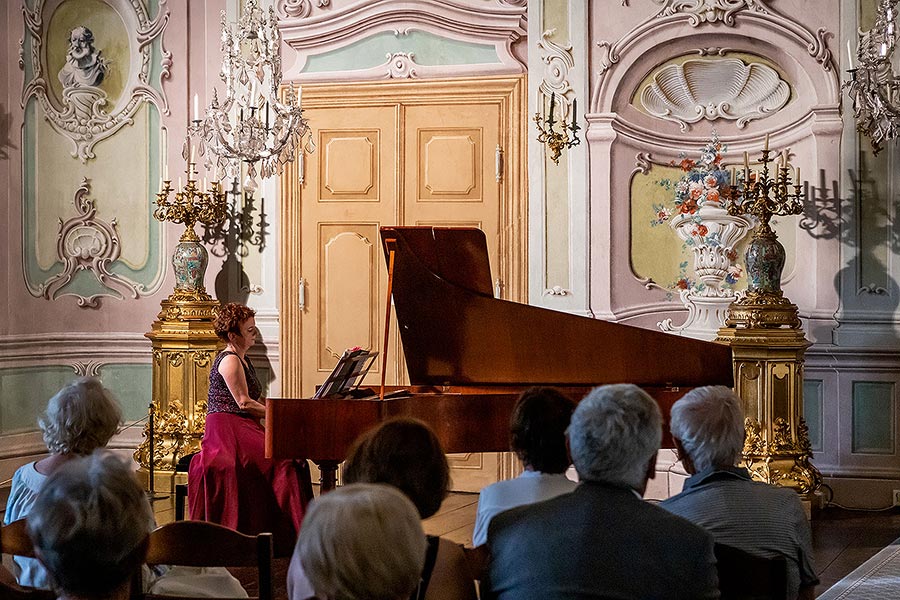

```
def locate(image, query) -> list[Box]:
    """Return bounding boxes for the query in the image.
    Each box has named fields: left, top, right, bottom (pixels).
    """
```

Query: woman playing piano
left=188, top=302, right=313, bottom=555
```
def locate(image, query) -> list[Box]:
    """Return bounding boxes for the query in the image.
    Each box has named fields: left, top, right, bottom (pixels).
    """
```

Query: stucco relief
left=276, top=0, right=331, bottom=19
left=30, top=179, right=145, bottom=308
left=21, top=0, right=170, bottom=162
left=538, top=29, right=575, bottom=121
left=650, top=0, right=771, bottom=26
left=639, top=57, right=791, bottom=131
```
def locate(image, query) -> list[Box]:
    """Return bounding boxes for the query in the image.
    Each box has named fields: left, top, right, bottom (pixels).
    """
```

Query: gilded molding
left=29, top=179, right=147, bottom=308
left=21, top=0, right=171, bottom=162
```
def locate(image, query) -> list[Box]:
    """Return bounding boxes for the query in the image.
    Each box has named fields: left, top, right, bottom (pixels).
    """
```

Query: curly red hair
left=214, top=303, right=256, bottom=342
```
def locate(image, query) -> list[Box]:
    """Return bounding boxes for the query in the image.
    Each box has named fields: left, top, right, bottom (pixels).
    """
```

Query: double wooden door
left=280, top=77, right=526, bottom=490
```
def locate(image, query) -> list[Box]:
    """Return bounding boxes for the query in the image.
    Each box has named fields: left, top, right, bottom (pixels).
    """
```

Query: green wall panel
left=851, top=381, right=895, bottom=454
left=304, top=31, right=499, bottom=73
left=803, top=379, right=824, bottom=453
left=0, top=364, right=151, bottom=435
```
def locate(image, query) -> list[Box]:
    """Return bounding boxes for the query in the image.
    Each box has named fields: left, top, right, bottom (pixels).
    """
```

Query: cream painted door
left=404, top=102, right=503, bottom=491
left=283, top=78, right=527, bottom=492
left=299, top=105, right=398, bottom=397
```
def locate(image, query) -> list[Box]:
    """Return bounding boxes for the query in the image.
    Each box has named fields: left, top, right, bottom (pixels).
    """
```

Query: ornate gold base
left=717, top=324, right=822, bottom=495
left=136, top=295, right=221, bottom=490
left=724, top=291, right=802, bottom=329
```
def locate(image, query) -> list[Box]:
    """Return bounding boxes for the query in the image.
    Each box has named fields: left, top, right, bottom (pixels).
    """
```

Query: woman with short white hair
left=28, top=451, right=151, bottom=600
left=3, top=377, right=122, bottom=589
left=292, top=483, right=427, bottom=600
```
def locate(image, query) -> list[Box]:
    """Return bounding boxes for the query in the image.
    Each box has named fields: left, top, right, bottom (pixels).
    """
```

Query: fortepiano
left=266, top=227, right=734, bottom=490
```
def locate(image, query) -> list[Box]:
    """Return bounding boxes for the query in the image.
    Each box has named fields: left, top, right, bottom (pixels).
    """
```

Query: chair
left=143, top=520, right=273, bottom=600
left=715, top=543, right=788, bottom=600
left=0, top=519, right=56, bottom=600
left=463, top=545, right=489, bottom=583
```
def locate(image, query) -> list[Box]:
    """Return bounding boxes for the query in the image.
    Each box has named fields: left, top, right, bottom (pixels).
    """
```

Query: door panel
left=300, top=106, right=397, bottom=398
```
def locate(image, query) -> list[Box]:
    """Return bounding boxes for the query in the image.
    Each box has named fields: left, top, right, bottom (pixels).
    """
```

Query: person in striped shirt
left=660, top=386, right=818, bottom=600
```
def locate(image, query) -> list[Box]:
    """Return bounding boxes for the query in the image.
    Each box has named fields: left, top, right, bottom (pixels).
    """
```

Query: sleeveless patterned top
left=207, top=350, right=262, bottom=415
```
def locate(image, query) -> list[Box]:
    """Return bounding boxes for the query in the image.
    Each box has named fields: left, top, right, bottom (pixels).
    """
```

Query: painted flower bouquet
left=651, top=134, right=748, bottom=294
left=650, top=135, right=754, bottom=339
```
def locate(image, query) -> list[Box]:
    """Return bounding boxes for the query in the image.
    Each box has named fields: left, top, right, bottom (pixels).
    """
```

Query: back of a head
left=568, top=384, right=662, bottom=489
left=297, top=483, right=426, bottom=600
left=670, top=385, right=745, bottom=472
left=28, top=451, right=151, bottom=598
left=39, top=377, right=123, bottom=455
left=343, top=417, right=450, bottom=519
left=510, top=387, right=575, bottom=473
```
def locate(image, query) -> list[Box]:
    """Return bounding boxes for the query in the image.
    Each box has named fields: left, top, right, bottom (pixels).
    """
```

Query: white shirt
left=3, top=462, right=49, bottom=589
left=472, top=470, right=578, bottom=547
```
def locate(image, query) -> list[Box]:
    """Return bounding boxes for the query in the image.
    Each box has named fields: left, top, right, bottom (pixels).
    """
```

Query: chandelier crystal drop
left=191, top=0, right=314, bottom=190
left=845, top=0, right=900, bottom=154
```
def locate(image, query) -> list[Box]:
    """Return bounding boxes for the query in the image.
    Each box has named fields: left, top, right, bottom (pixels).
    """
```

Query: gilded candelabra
left=137, top=156, right=228, bottom=492
left=724, top=140, right=804, bottom=329
left=716, top=137, right=821, bottom=499
left=533, top=93, right=580, bottom=165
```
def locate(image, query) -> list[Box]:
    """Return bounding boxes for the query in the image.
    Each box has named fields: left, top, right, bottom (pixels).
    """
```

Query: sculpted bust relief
left=58, top=26, right=108, bottom=88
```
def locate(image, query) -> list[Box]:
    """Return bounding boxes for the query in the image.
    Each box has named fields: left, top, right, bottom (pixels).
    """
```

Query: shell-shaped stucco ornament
left=639, top=58, right=790, bottom=131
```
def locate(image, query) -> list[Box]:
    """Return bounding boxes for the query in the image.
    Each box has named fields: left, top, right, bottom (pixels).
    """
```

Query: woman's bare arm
left=219, top=354, right=267, bottom=419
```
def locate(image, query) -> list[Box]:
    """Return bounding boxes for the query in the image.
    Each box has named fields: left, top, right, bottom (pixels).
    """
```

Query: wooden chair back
left=463, top=545, right=489, bottom=583
left=715, top=542, right=788, bottom=600
left=0, top=519, right=55, bottom=600
left=144, top=520, right=273, bottom=600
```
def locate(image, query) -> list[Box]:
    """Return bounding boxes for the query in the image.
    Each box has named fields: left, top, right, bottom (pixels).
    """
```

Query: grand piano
left=266, top=226, right=734, bottom=490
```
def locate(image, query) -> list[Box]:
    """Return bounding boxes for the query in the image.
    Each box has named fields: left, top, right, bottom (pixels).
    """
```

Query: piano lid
left=380, top=226, right=734, bottom=388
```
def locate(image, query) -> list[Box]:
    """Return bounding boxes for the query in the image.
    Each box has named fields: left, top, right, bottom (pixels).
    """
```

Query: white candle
left=881, top=42, right=889, bottom=57
left=190, top=143, right=195, bottom=164
left=161, top=128, right=168, bottom=181
left=163, top=162, right=168, bottom=182
left=848, top=40, right=855, bottom=69
left=193, top=94, right=199, bottom=121
left=795, top=166, right=800, bottom=182
left=251, top=80, right=258, bottom=106
left=297, top=84, right=302, bottom=105
left=159, top=177, right=164, bottom=192
left=764, top=133, right=769, bottom=152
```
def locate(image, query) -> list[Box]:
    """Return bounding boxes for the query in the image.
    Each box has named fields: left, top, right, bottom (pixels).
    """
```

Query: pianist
left=188, top=302, right=313, bottom=555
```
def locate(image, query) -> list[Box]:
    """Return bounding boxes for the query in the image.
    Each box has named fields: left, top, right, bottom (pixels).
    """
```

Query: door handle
left=299, top=278, right=306, bottom=311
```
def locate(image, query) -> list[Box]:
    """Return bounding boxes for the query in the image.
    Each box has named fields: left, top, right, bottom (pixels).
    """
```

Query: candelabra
left=844, top=0, right=900, bottom=154
left=724, top=137, right=804, bottom=329
left=533, top=92, right=580, bottom=165
left=191, top=0, right=313, bottom=191
left=716, top=139, right=820, bottom=497
left=154, top=161, right=228, bottom=301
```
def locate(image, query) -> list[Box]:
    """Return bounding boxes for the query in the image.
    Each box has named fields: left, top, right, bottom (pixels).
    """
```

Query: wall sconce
left=533, top=92, right=580, bottom=165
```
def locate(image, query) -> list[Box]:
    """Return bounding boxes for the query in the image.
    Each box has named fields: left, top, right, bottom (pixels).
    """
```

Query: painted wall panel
left=851, top=381, right=895, bottom=454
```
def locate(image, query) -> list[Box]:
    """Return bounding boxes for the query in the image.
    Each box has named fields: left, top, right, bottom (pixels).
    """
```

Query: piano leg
left=315, top=460, right=339, bottom=492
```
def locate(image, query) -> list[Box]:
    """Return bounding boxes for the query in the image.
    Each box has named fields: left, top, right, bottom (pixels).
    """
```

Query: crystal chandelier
left=845, top=0, right=900, bottom=154
left=191, top=0, right=313, bottom=191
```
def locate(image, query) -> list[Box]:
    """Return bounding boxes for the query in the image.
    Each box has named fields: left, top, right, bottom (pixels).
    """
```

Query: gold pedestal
left=136, top=291, right=221, bottom=491
left=716, top=324, right=821, bottom=495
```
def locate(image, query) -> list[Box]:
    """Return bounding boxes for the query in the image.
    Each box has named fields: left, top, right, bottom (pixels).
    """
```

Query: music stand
left=313, top=347, right=379, bottom=399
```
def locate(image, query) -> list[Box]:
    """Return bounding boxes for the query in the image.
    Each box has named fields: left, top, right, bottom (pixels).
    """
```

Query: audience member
left=288, top=418, right=476, bottom=600
left=189, top=302, right=312, bottom=556
left=292, top=483, right=427, bottom=600
left=484, top=384, right=719, bottom=600
left=28, top=451, right=151, bottom=600
left=472, top=387, right=577, bottom=546
left=660, top=385, right=818, bottom=600
left=3, top=377, right=122, bottom=589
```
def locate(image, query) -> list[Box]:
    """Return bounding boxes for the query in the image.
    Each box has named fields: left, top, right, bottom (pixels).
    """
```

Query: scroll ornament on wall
left=538, top=29, right=575, bottom=123
left=32, top=178, right=145, bottom=308
left=21, top=0, right=171, bottom=162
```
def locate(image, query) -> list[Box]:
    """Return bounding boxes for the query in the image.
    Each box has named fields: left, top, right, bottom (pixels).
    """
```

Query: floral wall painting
left=22, top=0, right=170, bottom=162
left=630, top=135, right=799, bottom=340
